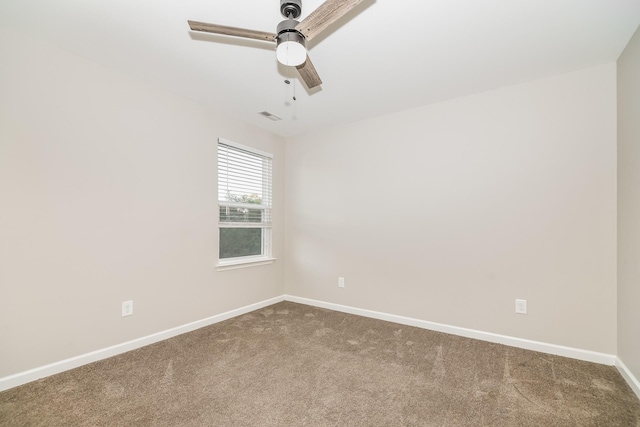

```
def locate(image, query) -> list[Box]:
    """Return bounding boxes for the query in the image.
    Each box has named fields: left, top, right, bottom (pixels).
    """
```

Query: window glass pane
left=219, top=228, right=262, bottom=259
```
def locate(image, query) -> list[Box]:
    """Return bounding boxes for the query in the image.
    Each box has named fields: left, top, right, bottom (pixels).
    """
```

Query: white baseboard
left=616, top=357, right=640, bottom=400
left=284, top=295, right=618, bottom=366
left=0, top=295, right=284, bottom=392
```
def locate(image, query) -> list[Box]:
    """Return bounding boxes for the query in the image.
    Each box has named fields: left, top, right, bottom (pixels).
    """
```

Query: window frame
left=216, top=138, right=275, bottom=271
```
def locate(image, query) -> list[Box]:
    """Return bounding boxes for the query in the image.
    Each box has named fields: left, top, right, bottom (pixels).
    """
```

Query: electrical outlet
left=515, top=299, right=527, bottom=314
left=122, top=300, right=133, bottom=317
left=338, top=277, right=345, bottom=288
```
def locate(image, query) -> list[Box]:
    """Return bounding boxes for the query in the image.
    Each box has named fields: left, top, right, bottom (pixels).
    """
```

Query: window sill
left=216, top=257, right=277, bottom=271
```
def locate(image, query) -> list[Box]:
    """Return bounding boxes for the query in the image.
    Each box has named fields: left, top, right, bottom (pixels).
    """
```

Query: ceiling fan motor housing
left=280, top=0, right=302, bottom=19
left=276, top=18, right=306, bottom=50
left=277, top=18, right=303, bottom=38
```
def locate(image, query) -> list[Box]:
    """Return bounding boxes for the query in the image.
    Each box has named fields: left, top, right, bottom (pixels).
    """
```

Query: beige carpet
left=1, top=301, right=639, bottom=426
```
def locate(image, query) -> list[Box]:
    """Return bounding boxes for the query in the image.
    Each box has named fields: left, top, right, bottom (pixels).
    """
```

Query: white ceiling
left=1, top=0, right=639, bottom=137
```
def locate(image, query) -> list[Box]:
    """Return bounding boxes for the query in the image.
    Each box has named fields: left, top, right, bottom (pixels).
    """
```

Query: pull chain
left=284, top=74, right=297, bottom=121
left=293, top=77, right=297, bottom=101
left=284, top=72, right=297, bottom=101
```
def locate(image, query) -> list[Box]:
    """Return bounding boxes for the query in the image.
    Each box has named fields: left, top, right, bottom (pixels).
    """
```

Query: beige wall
left=618, top=25, right=640, bottom=381
left=285, top=64, right=618, bottom=354
left=0, top=28, right=285, bottom=377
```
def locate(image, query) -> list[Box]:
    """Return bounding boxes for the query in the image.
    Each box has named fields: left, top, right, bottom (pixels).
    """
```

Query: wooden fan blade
left=296, top=55, right=323, bottom=89
left=188, top=20, right=276, bottom=42
left=295, top=0, right=365, bottom=41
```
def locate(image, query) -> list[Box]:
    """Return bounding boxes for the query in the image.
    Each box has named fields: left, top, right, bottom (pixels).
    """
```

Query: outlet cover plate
left=515, top=299, right=527, bottom=314
left=122, top=300, right=133, bottom=317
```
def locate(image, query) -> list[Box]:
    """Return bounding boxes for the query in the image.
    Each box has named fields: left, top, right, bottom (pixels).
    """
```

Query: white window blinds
left=218, top=139, right=272, bottom=228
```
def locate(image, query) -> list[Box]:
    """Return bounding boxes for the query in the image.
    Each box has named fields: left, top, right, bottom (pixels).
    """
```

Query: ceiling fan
left=188, top=0, right=365, bottom=89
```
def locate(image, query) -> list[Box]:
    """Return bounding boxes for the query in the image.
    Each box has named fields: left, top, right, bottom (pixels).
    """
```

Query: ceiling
left=1, top=0, right=639, bottom=137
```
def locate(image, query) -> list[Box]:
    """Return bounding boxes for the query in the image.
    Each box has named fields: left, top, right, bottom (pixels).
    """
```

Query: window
left=217, top=138, right=273, bottom=268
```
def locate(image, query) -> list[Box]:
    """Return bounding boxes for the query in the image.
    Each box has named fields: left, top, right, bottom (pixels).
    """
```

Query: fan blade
left=295, top=0, right=365, bottom=41
left=296, top=55, right=323, bottom=89
left=188, top=20, right=276, bottom=42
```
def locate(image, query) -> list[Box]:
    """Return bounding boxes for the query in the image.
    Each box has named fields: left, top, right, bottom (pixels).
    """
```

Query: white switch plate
left=338, top=277, right=345, bottom=288
left=122, top=300, right=133, bottom=317
left=515, top=299, right=527, bottom=314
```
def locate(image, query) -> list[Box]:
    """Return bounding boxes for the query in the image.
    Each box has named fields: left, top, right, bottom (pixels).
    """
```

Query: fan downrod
left=280, top=0, right=302, bottom=19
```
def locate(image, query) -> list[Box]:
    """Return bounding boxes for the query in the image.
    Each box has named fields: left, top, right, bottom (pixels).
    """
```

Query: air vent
left=258, top=111, right=282, bottom=121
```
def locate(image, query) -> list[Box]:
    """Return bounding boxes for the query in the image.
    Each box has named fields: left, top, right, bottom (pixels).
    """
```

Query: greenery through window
left=218, top=139, right=272, bottom=263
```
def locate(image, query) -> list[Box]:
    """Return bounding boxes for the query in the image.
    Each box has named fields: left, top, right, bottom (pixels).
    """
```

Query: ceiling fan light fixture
left=276, top=37, right=307, bottom=66
left=276, top=19, right=306, bottom=67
